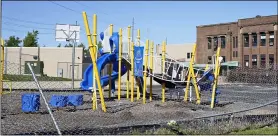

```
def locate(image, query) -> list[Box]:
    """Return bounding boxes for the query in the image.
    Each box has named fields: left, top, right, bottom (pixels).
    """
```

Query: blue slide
left=80, top=53, right=128, bottom=91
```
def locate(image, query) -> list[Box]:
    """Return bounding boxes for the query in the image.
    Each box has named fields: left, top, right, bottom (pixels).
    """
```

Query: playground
left=1, top=84, right=277, bottom=135
left=0, top=11, right=277, bottom=135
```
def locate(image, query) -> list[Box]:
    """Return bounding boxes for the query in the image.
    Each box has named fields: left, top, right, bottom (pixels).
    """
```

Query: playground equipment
left=80, top=12, right=222, bottom=112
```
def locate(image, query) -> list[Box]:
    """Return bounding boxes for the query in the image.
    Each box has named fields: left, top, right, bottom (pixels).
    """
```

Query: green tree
left=57, top=43, right=62, bottom=47
left=5, top=36, right=22, bottom=47
left=64, top=43, right=73, bottom=47
left=23, top=30, right=39, bottom=47
left=97, top=41, right=103, bottom=49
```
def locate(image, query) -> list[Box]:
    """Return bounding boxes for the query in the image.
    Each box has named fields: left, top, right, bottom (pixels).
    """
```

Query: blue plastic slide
left=80, top=53, right=128, bottom=92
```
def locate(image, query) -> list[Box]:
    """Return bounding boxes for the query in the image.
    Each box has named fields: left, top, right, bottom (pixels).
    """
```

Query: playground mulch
left=1, top=84, right=277, bottom=135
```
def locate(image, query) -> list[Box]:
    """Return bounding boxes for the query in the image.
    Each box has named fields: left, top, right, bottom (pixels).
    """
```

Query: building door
left=69, top=65, right=79, bottom=79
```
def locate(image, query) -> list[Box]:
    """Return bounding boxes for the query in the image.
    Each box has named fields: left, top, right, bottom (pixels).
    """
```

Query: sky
left=2, top=1, right=277, bottom=47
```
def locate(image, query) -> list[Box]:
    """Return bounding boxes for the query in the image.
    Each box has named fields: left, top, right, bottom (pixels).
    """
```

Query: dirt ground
left=1, top=84, right=277, bottom=134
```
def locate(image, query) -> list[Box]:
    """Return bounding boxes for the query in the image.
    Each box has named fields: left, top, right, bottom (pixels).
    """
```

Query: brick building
left=196, top=15, right=278, bottom=69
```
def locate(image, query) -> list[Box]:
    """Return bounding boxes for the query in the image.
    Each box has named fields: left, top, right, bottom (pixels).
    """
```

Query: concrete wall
left=4, top=47, right=84, bottom=79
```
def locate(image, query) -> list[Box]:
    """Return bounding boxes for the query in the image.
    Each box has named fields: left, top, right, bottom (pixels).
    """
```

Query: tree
left=5, top=36, right=22, bottom=47
left=64, top=43, right=73, bottom=47
left=23, top=30, right=39, bottom=47
left=57, top=43, right=62, bottom=47
left=97, top=41, right=103, bottom=49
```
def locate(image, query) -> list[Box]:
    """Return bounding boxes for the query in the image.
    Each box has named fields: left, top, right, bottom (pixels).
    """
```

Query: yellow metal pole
left=142, top=40, right=149, bottom=104
left=130, top=42, right=135, bottom=102
left=82, top=12, right=106, bottom=112
left=210, top=46, right=221, bottom=108
left=205, top=64, right=209, bottom=71
left=184, top=44, right=196, bottom=102
left=126, top=26, right=131, bottom=99
left=108, top=24, right=113, bottom=98
left=149, top=41, right=154, bottom=101
left=136, top=29, right=140, bottom=100
left=161, top=41, right=166, bottom=103
left=0, top=39, right=4, bottom=95
left=184, top=44, right=200, bottom=104
left=92, top=14, right=98, bottom=110
left=118, top=28, right=122, bottom=100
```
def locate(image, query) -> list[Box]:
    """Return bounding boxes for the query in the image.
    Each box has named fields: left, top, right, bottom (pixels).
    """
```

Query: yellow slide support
left=118, top=28, right=122, bottom=100
left=126, top=26, right=131, bottom=99
left=130, top=42, right=135, bottom=102
left=2, top=80, right=12, bottom=95
left=82, top=12, right=106, bottom=112
left=136, top=29, right=140, bottom=100
left=108, top=24, right=113, bottom=98
left=210, top=46, right=221, bottom=108
left=142, top=40, right=149, bottom=104
left=149, top=41, right=154, bottom=101
left=0, top=39, right=4, bottom=95
left=161, top=41, right=166, bottom=103
left=184, top=43, right=200, bottom=104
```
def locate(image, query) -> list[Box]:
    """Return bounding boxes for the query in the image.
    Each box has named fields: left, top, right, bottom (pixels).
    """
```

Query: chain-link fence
left=1, top=60, right=277, bottom=135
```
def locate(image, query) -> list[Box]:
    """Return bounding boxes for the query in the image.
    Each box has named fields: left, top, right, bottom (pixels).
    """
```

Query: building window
left=260, top=32, right=266, bottom=46
left=244, top=55, right=249, bottom=68
left=269, top=54, right=274, bottom=68
left=252, top=33, right=257, bottom=47
left=208, top=56, right=212, bottom=64
left=233, top=51, right=238, bottom=58
left=236, top=36, right=238, bottom=48
left=232, top=37, right=235, bottom=48
left=207, top=37, right=212, bottom=49
left=252, top=55, right=257, bottom=67
left=187, top=53, right=191, bottom=59
left=260, top=54, right=266, bottom=68
left=233, top=51, right=235, bottom=57
left=222, top=56, right=226, bottom=62
left=213, top=37, right=218, bottom=51
left=221, top=36, right=226, bottom=48
left=243, top=34, right=249, bottom=47
left=269, top=31, right=274, bottom=46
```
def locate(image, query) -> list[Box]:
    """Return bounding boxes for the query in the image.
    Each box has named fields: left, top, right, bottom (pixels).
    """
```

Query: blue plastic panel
left=21, top=93, right=40, bottom=112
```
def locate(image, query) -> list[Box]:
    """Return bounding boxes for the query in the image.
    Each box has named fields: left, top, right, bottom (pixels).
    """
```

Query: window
left=233, top=51, right=235, bottom=57
left=222, top=56, right=226, bottom=62
left=244, top=55, right=249, bottom=67
left=236, top=36, right=238, bottom=48
left=233, top=37, right=235, bottom=48
left=252, top=33, right=257, bottom=47
left=208, top=56, right=212, bottom=64
left=252, top=55, right=257, bottom=67
left=207, top=37, right=212, bottom=49
left=213, top=37, right=218, bottom=51
left=233, top=51, right=238, bottom=58
left=221, top=36, right=226, bottom=48
left=260, top=32, right=266, bottom=46
left=260, top=54, right=266, bottom=68
left=187, top=53, right=191, bottom=59
left=243, top=34, right=249, bottom=47
left=269, top=31, right=274, bottom=46
left=269, top=54, right=274, bottom=67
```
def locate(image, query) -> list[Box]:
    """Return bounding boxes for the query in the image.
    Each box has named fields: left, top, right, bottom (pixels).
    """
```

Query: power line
left=3, top=21, right=55, bottom=30
left=3, top=28, right=55, bottom=34
left=48, top=1, right=81, bottom=15
left=3, top=16, right=55, bottom=26
left=73, top=1, right=109, bottom=15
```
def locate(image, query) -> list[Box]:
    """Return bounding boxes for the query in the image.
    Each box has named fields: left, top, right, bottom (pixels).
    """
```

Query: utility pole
left=132, top=17, right=134, bottom=42
left=71, top=21, right=77, bottom=89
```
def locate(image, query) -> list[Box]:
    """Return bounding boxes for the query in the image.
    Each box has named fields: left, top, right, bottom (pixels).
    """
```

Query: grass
left=230, top=126, right=278, bottom=135
left=3, top=74, right=80, bottom=81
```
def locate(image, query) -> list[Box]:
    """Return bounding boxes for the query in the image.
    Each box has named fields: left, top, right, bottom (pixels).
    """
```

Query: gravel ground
left=1, top=84, right=277, bottom=134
